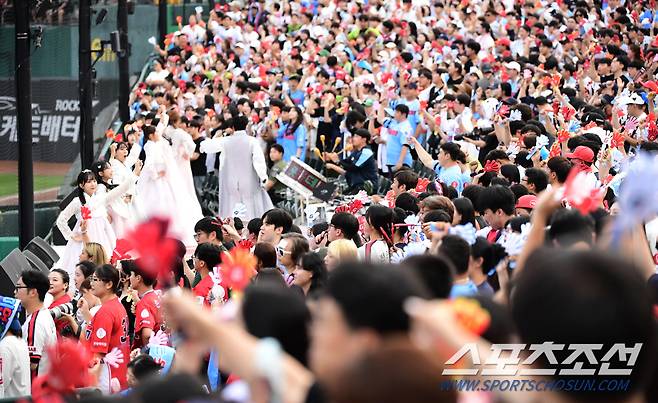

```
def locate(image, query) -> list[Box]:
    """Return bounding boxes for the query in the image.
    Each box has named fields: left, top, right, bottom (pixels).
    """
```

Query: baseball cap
left=481, top=63, right=493, bottom=73
left=565, top=146, right=594, bottom=163
left=0, top=297, right=21, bottom=339
left=363, top=99, right=374, bottom=107
left=504, top=61, right=521, bottom=72
left=515, top=195, right=537, bottom=210
left=616, top=93, right=645, bottom=106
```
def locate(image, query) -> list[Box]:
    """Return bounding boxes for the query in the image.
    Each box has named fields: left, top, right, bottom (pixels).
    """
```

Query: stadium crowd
left=3, top=0, right=658, bottom=402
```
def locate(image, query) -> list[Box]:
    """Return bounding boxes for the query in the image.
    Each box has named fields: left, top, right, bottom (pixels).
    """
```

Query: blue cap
left=0, top=297, right=21, bottom=339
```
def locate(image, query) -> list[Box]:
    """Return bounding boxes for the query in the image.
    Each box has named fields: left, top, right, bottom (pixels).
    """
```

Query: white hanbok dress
left=56, top=179, right=132, bottom=280
left=167, top=126, right=199, bottom=201
left=107, top=143, right=142, bottom=238
left=200, top=130, right=273, bottom=220
left=136, top=115, right=201, bottom=248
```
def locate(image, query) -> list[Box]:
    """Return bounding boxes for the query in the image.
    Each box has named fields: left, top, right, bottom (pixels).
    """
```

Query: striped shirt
left=22, top=308, right=57, bottom=381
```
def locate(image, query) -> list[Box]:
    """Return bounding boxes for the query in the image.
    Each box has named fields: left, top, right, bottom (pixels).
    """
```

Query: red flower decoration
left=483, top=160, right=501, bottom=173
left=222, top=246, right=257, bottom=292
left=105, top=129, right=115, bottom=139
left=124, top=218, right=178, bottom=285
left=80, top=205, right=91, bottom=220
left=560, top=106, right=576, bottom=122
left=114, top=133, right=124, bottom=143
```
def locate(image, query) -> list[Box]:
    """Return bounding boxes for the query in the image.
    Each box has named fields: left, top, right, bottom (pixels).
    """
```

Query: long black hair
left=284, top=106, right=304, bottom=138
left=453, top=197, right=475, bottom=226
left=76, top=170, right=96, bottom=205
left=143, top=125, right=157, bottom=142
left=91, top=160, right=117, bottom=191
left=365, top=205, right=395, bottom=248
left=299, top=252, right=328, bottom=294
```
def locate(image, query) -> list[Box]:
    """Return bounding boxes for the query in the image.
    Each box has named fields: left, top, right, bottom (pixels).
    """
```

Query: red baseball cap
left=515, top=195, right=537, bottom=210
left=565, top=146, right=594, bottom=163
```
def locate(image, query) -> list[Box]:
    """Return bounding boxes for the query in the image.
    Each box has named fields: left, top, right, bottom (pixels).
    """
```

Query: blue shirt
left=434, top=164, right=465, bottom=194
left=390, top=98, right=421, bottom=135
left=277, top=122, right=307, bottom=162
left=383, top=117, right=413, bottom=167
left=450, top=280, right=478, bottom=299
left=289, top=89, right=305, bottom=106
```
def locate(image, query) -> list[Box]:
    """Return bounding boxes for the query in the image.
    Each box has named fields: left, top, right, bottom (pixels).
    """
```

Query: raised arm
left=408, top=136, right=436, bottom=170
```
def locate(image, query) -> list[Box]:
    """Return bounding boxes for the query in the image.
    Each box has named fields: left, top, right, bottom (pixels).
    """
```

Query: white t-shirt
left=22, top=308, right=57, bottom=377
left=358, top=239, right=390, bottom=264
left=0, top=335, right=31, bottom=398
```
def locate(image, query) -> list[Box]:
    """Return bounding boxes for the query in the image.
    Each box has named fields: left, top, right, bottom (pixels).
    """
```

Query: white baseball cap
left=504, top=61, right=521, bottom=72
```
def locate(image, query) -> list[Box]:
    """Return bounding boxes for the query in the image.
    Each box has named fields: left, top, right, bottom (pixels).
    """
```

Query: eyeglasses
left=14, top=285, right=28, bottom=291
left=276, top=246, right=292, bottom=257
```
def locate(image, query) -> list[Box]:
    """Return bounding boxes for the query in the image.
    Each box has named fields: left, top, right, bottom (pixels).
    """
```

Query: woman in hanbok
left=166, top=111, right=199, bottom=203
left=136, top=108, right=201, bottom=248
left=110, top=138, right=143, bottom=229
left=92, top=157, right=142, bottom=239
left=56, top=169, right=134, bottom=281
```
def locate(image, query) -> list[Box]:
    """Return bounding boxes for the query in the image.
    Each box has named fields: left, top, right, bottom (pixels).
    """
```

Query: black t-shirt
left=191, top=137, right=207, bottom=177
left=310, top=107, right=342, bottom=149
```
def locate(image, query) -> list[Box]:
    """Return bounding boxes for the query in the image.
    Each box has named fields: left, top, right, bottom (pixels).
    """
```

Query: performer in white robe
left=200, top=116, right=273, bottom=220
left=136, top=109, right=201, bottom=248
left=56, top=170, right=133, bottom=280
left=166, top=115, right=199, bottom=202
left=108, top=141, right=142, bottom=238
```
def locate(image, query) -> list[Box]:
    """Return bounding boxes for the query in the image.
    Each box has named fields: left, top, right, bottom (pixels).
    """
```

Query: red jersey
left=86, top=297, right=129, bottom=390
left=192, top=275, right=228, bottom=307
left=132, top=290, right=163, bottom=350
left=50, top=294, right=73, bottom=339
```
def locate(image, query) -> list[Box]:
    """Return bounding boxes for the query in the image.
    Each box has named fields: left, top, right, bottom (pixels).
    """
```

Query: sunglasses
left=276, top=246, right=292, bottom=257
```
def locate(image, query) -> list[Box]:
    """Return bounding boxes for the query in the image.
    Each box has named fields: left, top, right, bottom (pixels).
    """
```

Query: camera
left=50, top=301, right=77, bottom=319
